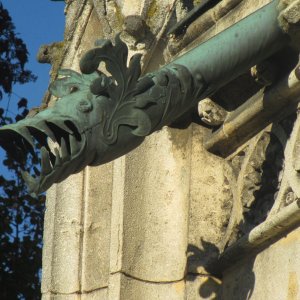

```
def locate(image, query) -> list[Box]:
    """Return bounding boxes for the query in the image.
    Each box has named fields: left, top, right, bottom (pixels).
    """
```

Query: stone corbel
left=0, top=0, right=297, bottom=194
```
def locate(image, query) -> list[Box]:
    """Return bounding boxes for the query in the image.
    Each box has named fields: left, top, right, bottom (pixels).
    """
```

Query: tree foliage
left=0, top=3, right=45, bottom=299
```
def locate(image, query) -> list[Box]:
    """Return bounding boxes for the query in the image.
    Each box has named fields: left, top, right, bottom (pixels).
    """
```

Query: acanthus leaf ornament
left=78, top=34, right=202, bottom=142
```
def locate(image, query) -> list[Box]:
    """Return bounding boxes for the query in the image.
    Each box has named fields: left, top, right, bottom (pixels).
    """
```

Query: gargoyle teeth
left=65, top=120, right=81, bottom=141
left=70, top=134, right=80, bottom=156
left=54, top=147, right=62, bottom=167
left=18, top=127, right=35, bottom=149
left=41, top=146, right=53, bottom=175
left=46, top=138, right=54, bottom=152
left=26, top=126, right=52, bottom=153
left=21, top=171, right=38, bottom=194
left=60, top=137, right=70, bottom=160
left=55, top=122, right=74, bottom=134
left=40, top=123, right=57, bottom=143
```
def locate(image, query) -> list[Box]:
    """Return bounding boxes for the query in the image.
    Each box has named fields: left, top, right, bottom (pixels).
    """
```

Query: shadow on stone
left=186, top=239, right=255, bottom=299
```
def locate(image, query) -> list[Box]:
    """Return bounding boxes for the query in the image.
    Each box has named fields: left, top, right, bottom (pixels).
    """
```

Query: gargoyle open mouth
left=0, top=118, right=86, bottom=195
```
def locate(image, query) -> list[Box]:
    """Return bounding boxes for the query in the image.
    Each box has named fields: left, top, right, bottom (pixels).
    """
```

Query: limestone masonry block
left=120, top=273, right=185, bottom=300
left=46, top=173, right=84, bottom=294
left=81, top=165, right=113, bottom=291
left=121, top=127, right=192, bottom=282
left=222, top=227, right=300, bottom=299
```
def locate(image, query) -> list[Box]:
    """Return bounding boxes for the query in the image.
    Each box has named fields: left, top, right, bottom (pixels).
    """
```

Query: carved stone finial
left=278, top=0, right=300, bottom=49
left=198, top=99, right=228, bottom=126
left=123, top=15, right=147, bottom=41
left=37, top=42, right=65, bottom=65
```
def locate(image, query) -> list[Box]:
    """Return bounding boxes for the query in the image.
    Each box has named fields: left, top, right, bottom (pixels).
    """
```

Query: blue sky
left=1, top=0, right=65, bottom=110
left=0, top=1, right=65, bottom=177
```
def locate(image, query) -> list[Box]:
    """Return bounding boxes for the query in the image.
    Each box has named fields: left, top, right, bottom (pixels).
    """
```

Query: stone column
left=41, top=0, right=296, bottom=299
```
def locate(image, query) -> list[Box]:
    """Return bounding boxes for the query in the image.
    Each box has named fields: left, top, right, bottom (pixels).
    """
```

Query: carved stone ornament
left=219, top=111, right=300, bottom=247
left=0, top=1, right=292, bottom=194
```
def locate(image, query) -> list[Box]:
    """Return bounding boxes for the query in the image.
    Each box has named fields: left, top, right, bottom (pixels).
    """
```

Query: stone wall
left=222, top=227, right=300, bottom=299
left=41, top=0, right=300, bottom=299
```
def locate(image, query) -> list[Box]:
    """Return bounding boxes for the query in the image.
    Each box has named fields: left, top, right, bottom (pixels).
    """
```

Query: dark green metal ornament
left=0, top=0, right=291, bottom=194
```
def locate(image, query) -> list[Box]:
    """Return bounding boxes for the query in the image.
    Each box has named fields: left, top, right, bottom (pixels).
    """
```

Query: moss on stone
left=193, top=0, right=202, bottom=5
left=147, top=0, right=158, bottom=19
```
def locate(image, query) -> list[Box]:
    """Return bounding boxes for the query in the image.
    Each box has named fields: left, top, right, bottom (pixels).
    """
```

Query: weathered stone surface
left=222, top=227, right=300, bottom=299
left=81, top=289, right=108, bottom=300
left=42, top=173, right=84, bottom=294
left=109, top=156, right=126, bottom=274
left=186, top=275, right=222, bottom=300
left=279, top=0, right=300, bottom=27
left=121, top=126, right=192, bottom=281
left=198, top=98, right=228, bottom=126
left=81, top=165, right=113, bottom=291
left=42, top=288, right=107, bottom=300
left=42, top=294, right=80, bottom=300
left=187, top=124, right=233, bottom=275
left=108, top=272, right=122, bottom=300
left=108, top=273, right=186, bottom=299
left=117, top=273, right=185, bottom=300
left=41, top=185, right=57, bottom=294
left=278, top=0, right=300, bottom=50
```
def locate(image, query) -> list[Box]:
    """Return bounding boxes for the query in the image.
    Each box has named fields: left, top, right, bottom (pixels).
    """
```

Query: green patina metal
left=0, top=0, right=290, bottom=194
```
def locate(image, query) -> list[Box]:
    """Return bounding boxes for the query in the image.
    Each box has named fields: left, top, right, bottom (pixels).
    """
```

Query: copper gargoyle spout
left=0, top=1, right=290, bottom=194
left=0, top=35, right=203, bottom=194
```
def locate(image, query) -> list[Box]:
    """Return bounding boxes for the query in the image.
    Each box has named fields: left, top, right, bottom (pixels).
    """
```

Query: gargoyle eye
left=70, top=86, right=79, bottom=93
left=77, top=100, right=92, bottom=113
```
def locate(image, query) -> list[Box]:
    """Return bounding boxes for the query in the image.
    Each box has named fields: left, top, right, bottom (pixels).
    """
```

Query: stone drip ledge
left=210, top=199, right=300, bottom=275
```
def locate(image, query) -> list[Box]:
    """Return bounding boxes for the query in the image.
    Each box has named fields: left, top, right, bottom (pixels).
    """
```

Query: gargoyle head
left=0, top=34, right=202, bottom=195
left=0, top=35, right=155, bottom=195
